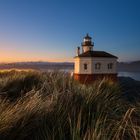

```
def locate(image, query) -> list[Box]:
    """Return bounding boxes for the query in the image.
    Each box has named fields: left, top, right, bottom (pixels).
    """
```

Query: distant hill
left=117, top=61, right=140, bottom=72
left=0, top=62, right=74, bottom=70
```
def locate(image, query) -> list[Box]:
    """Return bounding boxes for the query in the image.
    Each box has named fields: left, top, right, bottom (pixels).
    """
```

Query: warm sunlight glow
left=0, top=42, right=73, bottom=63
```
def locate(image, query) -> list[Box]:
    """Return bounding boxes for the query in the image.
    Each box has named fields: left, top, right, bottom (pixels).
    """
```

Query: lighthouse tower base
left=74, top=73, right=118, bottom=84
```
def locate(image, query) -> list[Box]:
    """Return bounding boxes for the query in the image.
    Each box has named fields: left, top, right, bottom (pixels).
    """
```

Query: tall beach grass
left=0, top=70, right=140, bottom=140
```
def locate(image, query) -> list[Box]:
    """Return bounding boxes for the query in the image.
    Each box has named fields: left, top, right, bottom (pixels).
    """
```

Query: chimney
left=76, top=46, right=80, bottom=56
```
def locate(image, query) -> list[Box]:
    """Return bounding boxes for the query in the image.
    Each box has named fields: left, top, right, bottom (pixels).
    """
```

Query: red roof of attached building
left=75, top=51, right=118, bottom=58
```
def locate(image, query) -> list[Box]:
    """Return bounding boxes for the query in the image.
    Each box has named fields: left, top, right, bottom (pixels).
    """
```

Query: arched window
left=108, top=63, right=113, bottom=69
left=84, top=63, right=88, bottom=70
left=95, top=63, right=101, bottom=70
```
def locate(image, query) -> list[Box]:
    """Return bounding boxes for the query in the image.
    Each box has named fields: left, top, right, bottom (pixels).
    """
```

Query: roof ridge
left=76, top=50, right=118, bottom=58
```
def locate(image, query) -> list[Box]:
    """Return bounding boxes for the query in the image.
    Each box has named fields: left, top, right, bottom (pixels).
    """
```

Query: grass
left=0, top=70, right=140, bottom=140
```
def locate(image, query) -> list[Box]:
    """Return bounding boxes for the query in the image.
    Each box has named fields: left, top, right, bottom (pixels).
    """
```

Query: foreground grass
left=0, top=70, right=140, bottom=140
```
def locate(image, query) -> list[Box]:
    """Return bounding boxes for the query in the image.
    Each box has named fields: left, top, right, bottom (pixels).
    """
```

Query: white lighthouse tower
left=74, top=34, right=118, bottom=84
left=82, top=34, right=94, bottom=52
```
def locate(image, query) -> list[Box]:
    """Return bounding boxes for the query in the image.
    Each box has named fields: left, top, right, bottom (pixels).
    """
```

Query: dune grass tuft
left=0, top=70, right=140, bottom=140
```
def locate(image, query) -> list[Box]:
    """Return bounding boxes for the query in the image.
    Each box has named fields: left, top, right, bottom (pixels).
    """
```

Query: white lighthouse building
left=74, top=34, right=118, bottom=84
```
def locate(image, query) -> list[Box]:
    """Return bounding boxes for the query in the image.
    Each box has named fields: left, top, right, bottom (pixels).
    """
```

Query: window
left=84, top=63, right=88, bottom=70
left=108, top=63, right=113, bottom=69
left=95, top=63, right=101, bottom=70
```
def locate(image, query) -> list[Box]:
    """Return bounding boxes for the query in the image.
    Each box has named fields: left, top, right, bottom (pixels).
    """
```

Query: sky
left=0, top=0, right=140, bottom=62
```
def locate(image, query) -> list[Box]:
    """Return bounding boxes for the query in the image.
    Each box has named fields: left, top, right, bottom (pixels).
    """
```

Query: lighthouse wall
left=74, top=57, right=117, bottom=74
left=74, top=57, right=92, bottom=74
left=92, top=57, right=117, bottom=74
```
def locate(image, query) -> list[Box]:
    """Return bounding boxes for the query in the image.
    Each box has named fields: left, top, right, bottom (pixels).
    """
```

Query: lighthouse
left=74, top=34, right=118, bottom=84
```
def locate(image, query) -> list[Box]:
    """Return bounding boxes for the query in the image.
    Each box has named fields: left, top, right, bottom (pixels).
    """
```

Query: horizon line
left=0, top=60, right=140, bottom=64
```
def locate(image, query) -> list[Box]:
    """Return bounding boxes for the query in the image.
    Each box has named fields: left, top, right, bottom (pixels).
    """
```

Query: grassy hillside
left=0, top=70, right=140, bottom=140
